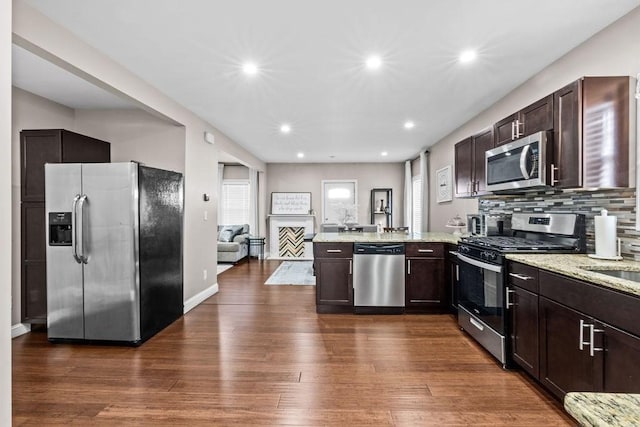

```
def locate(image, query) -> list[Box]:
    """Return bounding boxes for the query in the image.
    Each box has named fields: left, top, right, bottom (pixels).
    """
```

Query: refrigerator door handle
left=72, top=194, right=82, bottom=263
left=77, top=194, right=88, bottom=264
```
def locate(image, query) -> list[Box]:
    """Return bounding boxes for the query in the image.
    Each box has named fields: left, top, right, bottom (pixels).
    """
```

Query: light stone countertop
left=564, top=392, right=640, bottom=427
left=312, top=231, right=460, bottom=244
left=505, top=253, right=640, bottom=297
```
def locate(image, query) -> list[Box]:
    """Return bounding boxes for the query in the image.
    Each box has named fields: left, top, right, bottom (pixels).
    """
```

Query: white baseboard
left=183, top=282, right=219, bottom=314
left=11, top=323, right=31, bottom=338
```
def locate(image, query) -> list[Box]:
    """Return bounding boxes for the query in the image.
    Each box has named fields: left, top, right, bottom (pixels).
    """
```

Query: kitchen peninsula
left=313, top=232, right=459, bottom=314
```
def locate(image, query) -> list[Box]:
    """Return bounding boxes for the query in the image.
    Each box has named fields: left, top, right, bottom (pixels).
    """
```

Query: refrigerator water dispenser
left=48, top=212, right=72, bottom=246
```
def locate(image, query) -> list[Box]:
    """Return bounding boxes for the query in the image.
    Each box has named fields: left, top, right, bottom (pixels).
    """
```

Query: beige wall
left=222, top=164, right=249, bottom=180
left=1, top=0, right=12, bottom=421
left=12, top=1, right=265, bottom=320
left=266, top=162, right=405, bottom=236
left=428, top=7, right=640, bottom=232
left=75, top=109, right=186, bottom=173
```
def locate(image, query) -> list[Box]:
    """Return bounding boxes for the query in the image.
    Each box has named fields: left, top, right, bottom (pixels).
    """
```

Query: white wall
left=12, top=2, right=265, bottom=312
left=1, top=0, right=12, bottom=422
left=266, top=162, right=404, bottom=233
left=222, top=164, right=249, bottom=180
left=428, top=7, right=640, bottom=232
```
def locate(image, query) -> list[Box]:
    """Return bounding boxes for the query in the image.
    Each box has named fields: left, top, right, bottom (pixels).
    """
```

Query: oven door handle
left=456, top=253, right=503, bottom=273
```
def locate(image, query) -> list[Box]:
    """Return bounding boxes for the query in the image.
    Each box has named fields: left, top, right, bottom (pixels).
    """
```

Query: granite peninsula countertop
left=505, top=253, right=640, bottom=297
left=312, top=231, right=460, bottom=244
left=565, top=392, right=640, bottom=427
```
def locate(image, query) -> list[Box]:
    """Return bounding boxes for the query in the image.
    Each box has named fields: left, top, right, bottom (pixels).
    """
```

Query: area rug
left=217, top=264, right=233, bottom=275
left=265, top=261, right=316, bottom=286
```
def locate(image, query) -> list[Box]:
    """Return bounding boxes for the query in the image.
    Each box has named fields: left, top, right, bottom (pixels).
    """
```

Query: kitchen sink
left=583, top=268, right=640, bottom=282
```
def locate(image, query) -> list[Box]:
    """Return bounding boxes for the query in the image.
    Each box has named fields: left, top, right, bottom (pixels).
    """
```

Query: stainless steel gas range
left=456, top=213, right=586, bottom=367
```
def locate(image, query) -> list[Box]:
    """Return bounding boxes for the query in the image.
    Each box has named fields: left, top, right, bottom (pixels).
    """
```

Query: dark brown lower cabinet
left=539, top=297, right=600, bottom=399
left=405, top=243, right=446, bottom=312
left=314, top=243, right=353, bottom=313
left=539, top=296, right=640, bottom=398
left=510, top=286, right=539, bottom=379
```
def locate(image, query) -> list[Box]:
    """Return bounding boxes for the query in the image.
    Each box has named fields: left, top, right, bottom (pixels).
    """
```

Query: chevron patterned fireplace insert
left=278, top=226, right=305, bottom=258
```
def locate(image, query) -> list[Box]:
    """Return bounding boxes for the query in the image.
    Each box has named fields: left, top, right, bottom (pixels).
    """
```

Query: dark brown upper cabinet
left=454, top=127, right=494, bottom=198
left=495, top=95, right=554, bottom=147
left=552, top=77, right=632, bottom=189
left=21, top=129, right=111, bottom=202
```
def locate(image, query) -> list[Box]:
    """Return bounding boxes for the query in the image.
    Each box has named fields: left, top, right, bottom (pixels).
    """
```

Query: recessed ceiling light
left=242, top=62, right=258, bottom=75
left=365, top=55, right=382, bottom=70
left=297, top=152, right=304, bottom=159
left=404, top=121, right=415, bottom=129
left=381, top=151, right=388, bottom=156
left=280, top=124, right=291, bottom=134
left=459, top=50, right=477, bottom=64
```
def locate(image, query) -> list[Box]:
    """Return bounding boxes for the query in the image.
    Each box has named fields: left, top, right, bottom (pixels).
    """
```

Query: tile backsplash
left=478, top=189, right=640, bottom=260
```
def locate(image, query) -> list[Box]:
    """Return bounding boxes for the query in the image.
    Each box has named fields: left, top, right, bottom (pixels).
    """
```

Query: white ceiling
left=17, top=0, right=640, bottom=163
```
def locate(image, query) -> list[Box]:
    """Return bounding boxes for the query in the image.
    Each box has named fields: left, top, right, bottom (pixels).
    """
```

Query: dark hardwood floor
left=13, top=260, right=572, bottom=426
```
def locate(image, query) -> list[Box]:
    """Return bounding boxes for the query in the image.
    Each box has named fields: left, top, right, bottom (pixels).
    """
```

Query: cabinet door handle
left=550, top=163, right=559, bottom=186
left=349, top=260, right=352, bottom=275
left=455, top=265, right=459, bottom=281
left=590, top=325, right=605, bottom=357
left=511, top=121, right=515, bottom=140
left=579, top=319, right=591, bottom=351
left=326, top=249, right=342, bottom=253
left=515, top=119, right=524, bottom=138
left=407, top=259, right=411, bottom=275
left=506, top=288, right=515, bottom=309
left=509, top=272, right=533, bottom=281
left=417, top=249, right=434, bottom=253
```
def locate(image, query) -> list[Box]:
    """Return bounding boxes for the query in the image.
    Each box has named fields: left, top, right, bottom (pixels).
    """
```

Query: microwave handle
left=519, top=145, right=531, bottom=179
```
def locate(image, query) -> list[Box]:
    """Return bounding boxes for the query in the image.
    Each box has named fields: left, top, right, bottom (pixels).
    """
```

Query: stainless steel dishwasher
left=353, top=243, right=405, bottom=314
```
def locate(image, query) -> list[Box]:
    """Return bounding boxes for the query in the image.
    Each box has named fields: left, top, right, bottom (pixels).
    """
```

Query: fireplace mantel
left=267, top=215, right=315, bottom=259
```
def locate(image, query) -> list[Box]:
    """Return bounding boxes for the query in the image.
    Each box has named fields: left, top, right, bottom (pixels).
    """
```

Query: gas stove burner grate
left=462, top=236, right=573, bottom=251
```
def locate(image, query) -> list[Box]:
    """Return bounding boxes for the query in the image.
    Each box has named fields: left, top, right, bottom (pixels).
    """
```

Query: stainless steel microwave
left=485, top=131, right=550, bottom=192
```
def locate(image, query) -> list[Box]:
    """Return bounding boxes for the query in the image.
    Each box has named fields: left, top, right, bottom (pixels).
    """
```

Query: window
left=412, top=177, right=422, bottom=233
left=220, top=179, right=250, bottom=224
left=321, top=180, right=357, bottom=224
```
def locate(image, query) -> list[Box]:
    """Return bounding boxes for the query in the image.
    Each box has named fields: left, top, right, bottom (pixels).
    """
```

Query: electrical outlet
left=203, top=269, right=207, bottom=280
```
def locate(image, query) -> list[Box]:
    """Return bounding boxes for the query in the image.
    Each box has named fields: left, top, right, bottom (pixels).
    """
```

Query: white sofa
left=217, top=224, right=250, bottom=263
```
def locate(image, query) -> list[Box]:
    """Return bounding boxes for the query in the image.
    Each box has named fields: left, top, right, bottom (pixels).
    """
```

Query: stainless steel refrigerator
left=45, top=162, right=184, bottom=345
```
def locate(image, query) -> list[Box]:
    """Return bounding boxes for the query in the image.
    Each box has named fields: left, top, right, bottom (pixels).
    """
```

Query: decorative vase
left=379, top=199, right=384, bottom=212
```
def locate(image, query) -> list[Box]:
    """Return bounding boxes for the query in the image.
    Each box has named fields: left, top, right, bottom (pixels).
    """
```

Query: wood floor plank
left=12, top=260, right=572, bottom=425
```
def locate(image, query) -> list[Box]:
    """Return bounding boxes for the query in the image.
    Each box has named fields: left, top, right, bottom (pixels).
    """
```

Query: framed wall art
left=271, top=192, right=312, bottom=215
left=436, top=165, right=452, bottom=203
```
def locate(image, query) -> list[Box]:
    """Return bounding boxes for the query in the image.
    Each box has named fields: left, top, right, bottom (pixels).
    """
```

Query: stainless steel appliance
left=45, top=162, right=184, bottom=345
left=353, top=243, right=405, bottom=314
left=485, top=131, right=551, bottom=192
left=466, top=214, right=512, bottom=236
left=457, top=213, right=585, bottom=367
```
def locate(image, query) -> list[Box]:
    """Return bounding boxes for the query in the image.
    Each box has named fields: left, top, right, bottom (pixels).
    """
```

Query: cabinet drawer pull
left=417, top=249, right=434, bottom=253
left=509, top=272, right=533, bottom=281
left=326, top=249, right=342, bottom=253
left=410, top=299, right=440, bottom=303
left=407, top=259, right=411, bottom=275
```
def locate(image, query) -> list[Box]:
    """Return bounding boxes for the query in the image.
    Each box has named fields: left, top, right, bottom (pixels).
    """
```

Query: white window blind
left=220, top=180, right=250, bottom=225
left=412, top=177, right=422, bottom=233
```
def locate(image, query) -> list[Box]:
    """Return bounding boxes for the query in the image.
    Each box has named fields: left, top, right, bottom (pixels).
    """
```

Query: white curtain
left=249, top=168, right=259, bottom=236
left=217, top=163, right=224, bottom=223
left=420, top=151, right=429, bottom=232
left=404, top=160, right=412, bottom=229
